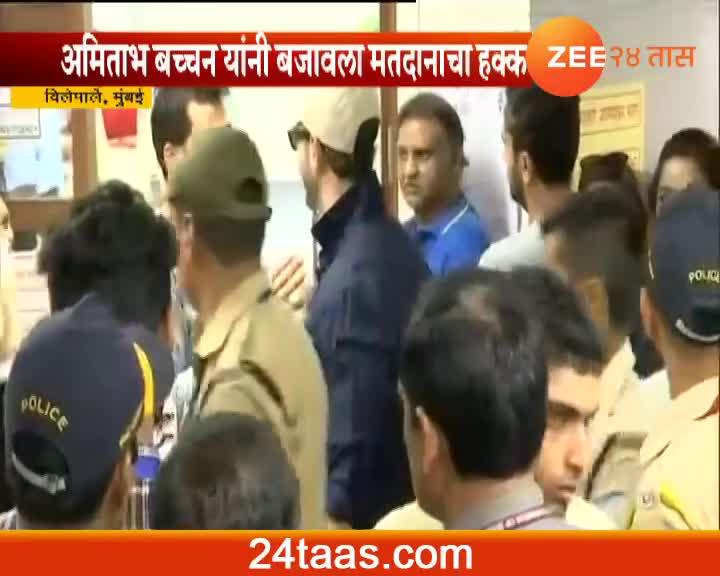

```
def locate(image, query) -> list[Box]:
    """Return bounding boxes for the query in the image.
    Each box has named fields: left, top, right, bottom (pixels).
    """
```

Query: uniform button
left=640, top=493, right=656, bottom=508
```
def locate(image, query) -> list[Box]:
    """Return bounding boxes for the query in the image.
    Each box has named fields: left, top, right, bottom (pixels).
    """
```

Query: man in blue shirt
left=289, top=88, right=430, bottom=529
left=398, top=93, right=491, bottom=276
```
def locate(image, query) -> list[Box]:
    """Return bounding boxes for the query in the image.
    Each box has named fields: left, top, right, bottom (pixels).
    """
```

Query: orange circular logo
left=526, top=16, right=605, bottom=97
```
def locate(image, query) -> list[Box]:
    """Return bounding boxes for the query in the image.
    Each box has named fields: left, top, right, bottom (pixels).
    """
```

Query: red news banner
left=1, top=532, right=719, bottom=576
left=0, top=31, right=532, bottom=87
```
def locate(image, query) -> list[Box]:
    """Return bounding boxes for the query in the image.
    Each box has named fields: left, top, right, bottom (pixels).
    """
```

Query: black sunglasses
left=288, top=123, right=311, bottom=151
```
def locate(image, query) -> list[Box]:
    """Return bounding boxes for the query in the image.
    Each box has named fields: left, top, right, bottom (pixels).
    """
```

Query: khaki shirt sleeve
left=587, top=430, right=644, bottom=528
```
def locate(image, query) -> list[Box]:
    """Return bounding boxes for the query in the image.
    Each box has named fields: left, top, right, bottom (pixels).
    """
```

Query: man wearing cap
left=1, top=294, right=173, bottom=530
left=630, top=185, right=719, bottom=530
left=166, top=126, right=328, bottom=530
left=288, top=88, right=430, bottom=529
left=36, top=180, right=179, bottom=528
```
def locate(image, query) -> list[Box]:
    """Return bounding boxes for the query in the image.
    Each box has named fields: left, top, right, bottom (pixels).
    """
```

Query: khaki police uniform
left=375, top=494, right=614, bottom=530
left=629, top=377, right=719, bottom=530
left=191, top=269, right=329, bottom=530
left=578, top=340, right=668, bottom=527
left=170, top=127, right=329, bottom=530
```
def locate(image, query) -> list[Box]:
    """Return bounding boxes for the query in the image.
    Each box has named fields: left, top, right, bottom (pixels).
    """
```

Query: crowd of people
left=0, top=84, right=717, bottom=531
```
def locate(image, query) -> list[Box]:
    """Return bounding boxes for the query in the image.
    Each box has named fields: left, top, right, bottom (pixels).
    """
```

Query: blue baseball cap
left=4, top=293, right=174, bottom=498
left=648, top=184, right=720, bottom=344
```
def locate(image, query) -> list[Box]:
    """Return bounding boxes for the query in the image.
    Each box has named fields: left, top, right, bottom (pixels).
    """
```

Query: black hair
left=38, top=180, right=177, bottom=332
left=578, top=151, right=639, bottom=198
left=398, top=92, right=465, bottom=162
left=647, top=128, right=717, bottom=214
left=541, top=182, right=647, bottom=336
left=152, top=413, right=299, bottom=530
left=150, top=88, right=227, bottom=180
left=401, top=268, right=547, bottom=479
left=504, top=85, right=580, bottom=185
left=8, top=430, right=127, bottom=526
left=511, top=266, right=607, bottom=370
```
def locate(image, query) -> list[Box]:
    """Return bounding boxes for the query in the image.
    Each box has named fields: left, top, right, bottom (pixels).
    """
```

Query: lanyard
left=481, top=504, right=564, bottom=530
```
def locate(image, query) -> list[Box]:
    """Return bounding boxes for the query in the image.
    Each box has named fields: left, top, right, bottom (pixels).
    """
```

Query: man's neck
left=442, top=472, right=536, bottom=527
left=525, top=182, right=572, bottom=222
left=415, top=190, right=462, bottom=226
left=318, top=175, right=353, bottom=219
left=665, top=344, right=720, bottom=399
left=194, top=261, right=261, bottom=325
left=606, top=330, right=626, bottom=363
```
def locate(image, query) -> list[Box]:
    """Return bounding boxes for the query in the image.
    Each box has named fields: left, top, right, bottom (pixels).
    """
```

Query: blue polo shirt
left=405, top=195, right=491, bottom=276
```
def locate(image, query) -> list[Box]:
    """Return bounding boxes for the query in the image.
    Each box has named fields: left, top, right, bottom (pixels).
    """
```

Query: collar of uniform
left=640, top=376, right=719, bottom=466
left=312, top=171, right=385, bottom=253
left=599, top=339, right=637, bottom=418
left=194, top=269, right=270, bottom=360
left=566, top=496, right=616, bottom=529
left=445, top=477, right=544, bottom=530
left=408, top=194, right=469, bottom=240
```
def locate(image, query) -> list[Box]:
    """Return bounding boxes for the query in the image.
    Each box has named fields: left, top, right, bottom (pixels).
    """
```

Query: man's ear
left=417, top=406, right=441, bottom=477
left=162, top=142, right=176, bottom=174
left=578, top=276, right=610, bottom=340
left=518, top=151, right=533, bottom=185
left=159, top=306, right=173, bottom=349
left=640, top=288, right=661, bottom=347
left=308, top=138, right=322, bottom=173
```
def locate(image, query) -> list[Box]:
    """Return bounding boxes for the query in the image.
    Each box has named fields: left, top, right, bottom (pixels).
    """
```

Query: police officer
left=165, top=126, right=328, bottom=530
left=630, top=184, right=719, bottom=529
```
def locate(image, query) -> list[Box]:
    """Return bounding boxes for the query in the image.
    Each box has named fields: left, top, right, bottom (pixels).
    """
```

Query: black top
left=306, top=171, right=430, bottom=529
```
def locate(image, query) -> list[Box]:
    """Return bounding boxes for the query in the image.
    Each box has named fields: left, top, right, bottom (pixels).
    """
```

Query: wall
left=531, top=0, right=720, bottom=170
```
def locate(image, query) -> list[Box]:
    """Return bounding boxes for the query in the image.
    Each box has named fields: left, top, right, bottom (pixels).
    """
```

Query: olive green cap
left=169, top=126, right=271, bottom=222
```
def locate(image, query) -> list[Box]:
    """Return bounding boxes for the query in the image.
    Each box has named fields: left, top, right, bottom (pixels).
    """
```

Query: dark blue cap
left=649, top=184, right=720, bottom=344
left=4, top=293, right=174, bottom=498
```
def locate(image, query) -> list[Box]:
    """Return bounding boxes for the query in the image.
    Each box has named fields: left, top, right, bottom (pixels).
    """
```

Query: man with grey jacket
left=399, top=268, right=576, bottom=530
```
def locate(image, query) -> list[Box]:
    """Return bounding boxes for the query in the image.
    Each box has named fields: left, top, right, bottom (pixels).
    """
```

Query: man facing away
left=479, top=85, right=579, bottom=270
left=376, top=267, right=613, bottom=530
left=398, top=92, right=491, bottom=275
left=165, top=126, right=328, bottom=530
left=541, top=182, right=669, bottom=527
left=288, top=88, right=430, bottom=529
left=630, top=184, right=719, bottom=529
left=1, top=294, right=173, bottom=530
left=153, top=413, right=300, bottom=530
left=399, top=268, right=574, bottom=530
left=37, top=181, right=178, bottom=528
left=151, top=88, right=229, bottom=373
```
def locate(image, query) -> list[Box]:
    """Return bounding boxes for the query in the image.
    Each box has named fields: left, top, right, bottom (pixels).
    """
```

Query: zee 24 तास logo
left=525, top=16, right=696, bottom=97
